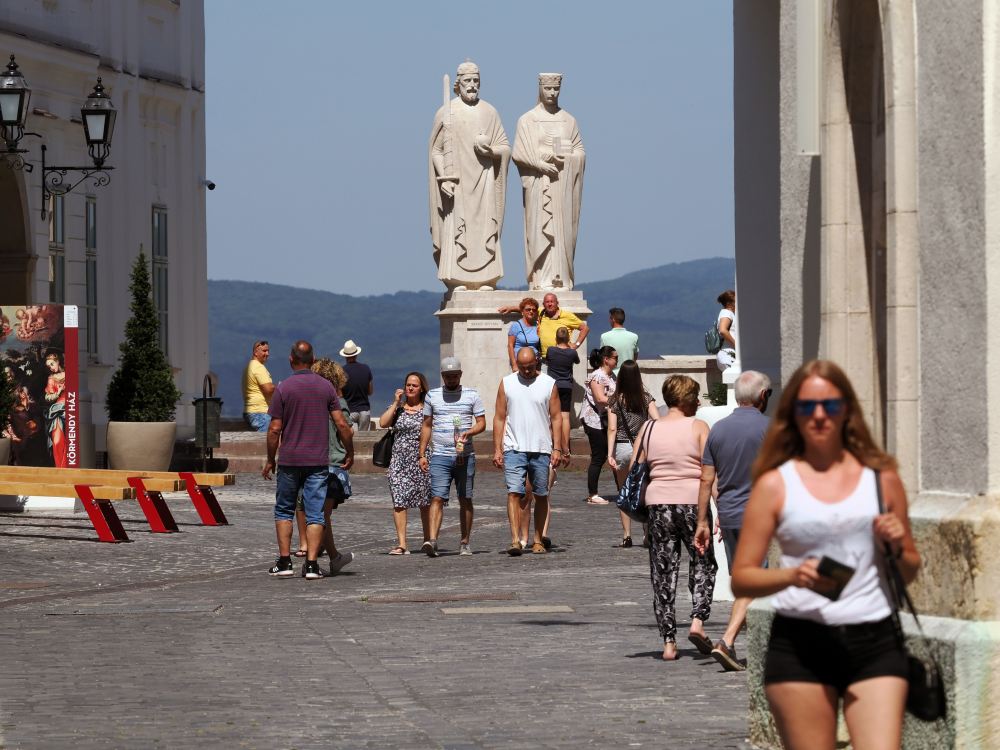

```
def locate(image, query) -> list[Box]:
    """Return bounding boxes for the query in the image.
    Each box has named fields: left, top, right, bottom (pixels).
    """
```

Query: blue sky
left=205, top=1, right=734, bottom=295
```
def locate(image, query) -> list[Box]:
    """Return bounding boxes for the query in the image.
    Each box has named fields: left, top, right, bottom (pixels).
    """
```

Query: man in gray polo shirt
left=694, top=370, right=771, bottom=671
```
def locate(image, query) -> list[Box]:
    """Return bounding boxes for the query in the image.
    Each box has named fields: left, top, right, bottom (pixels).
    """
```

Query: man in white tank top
left=493, top=347, right=568, bottom=555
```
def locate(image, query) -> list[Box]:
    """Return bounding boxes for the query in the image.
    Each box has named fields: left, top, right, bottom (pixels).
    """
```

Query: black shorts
left=557, top=387, right=572, bottom=412
left=764, top=614, right=908, bottom=695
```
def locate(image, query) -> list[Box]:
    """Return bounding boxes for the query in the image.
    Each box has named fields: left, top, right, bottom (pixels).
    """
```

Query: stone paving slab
left=0, top=471, right=750, bottom=749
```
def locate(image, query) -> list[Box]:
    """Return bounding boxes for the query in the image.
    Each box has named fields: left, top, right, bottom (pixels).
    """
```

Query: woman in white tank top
left=731, top=360, right=920, bottom=750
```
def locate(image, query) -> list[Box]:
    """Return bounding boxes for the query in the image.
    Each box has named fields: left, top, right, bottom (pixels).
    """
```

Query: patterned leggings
left=647, top=504, right=718, bottom=642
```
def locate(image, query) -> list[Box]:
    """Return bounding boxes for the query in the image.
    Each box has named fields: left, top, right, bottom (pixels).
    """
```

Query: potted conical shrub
left=105, top=250, right=181, bottom=470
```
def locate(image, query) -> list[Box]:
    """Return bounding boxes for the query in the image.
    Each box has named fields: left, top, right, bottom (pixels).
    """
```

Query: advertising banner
left=0, top=305, right=79, bottom=467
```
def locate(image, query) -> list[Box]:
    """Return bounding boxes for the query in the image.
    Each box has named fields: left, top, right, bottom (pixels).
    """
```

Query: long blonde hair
left=751, top=359, right=896, bottom=481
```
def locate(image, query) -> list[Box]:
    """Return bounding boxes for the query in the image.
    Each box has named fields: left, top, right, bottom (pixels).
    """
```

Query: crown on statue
left=538, top=73, right=563, bottom=85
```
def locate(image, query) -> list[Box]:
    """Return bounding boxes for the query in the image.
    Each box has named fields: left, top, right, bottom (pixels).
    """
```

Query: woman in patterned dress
left=379, top=372, right=432, bottom=554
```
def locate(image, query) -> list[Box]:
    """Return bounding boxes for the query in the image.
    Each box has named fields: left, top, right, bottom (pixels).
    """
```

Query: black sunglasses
left=794, top=398, right=845, bottom=417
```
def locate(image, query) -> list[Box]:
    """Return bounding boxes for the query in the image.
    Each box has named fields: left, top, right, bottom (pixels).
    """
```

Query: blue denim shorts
left=275, top=465, right=327, bottom=525
left=429, top=453, right=475, bottom=501
left=503, top=451, right=550, bottom=495
left=244, top=412, right=271, bottom=432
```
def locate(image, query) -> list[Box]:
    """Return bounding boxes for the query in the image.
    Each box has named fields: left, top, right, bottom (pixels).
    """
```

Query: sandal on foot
left=618, top=536, right=633, bottom=548
left=293, top=549, right=307, bottom=558
left=507, top=542, right=524, bottom=557
left=531, top=542, right=547, bottom=554
left=388, top=546, right=409, bottom=555
left=687, top=632, right=713, bottom=655
left=586, top=495, right=610, bottom=505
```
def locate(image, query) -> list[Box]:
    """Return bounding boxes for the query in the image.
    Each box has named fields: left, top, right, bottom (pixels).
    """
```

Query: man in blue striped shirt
left=418, top=357, right=486, bottom=557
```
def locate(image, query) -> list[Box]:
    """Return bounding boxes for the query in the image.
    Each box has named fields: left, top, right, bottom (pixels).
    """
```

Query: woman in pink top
left=630, top=375, right=716, bottom=660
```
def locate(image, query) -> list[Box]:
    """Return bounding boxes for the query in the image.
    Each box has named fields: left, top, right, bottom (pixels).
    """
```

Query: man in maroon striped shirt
left=263, top=340, right=354, bottom=579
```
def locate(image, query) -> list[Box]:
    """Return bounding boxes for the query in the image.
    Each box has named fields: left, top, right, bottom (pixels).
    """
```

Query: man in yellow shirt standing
left=537, top=293, right=588, bottom=357
left=242, top=340, right=275, bottom=431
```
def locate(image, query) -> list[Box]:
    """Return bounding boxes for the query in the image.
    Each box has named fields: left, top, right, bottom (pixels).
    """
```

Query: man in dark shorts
left=694, top=370, right=771, bottom=670
left=263, top=340, right=354, bottom=580
left=340, top=339, right=373, bottom=432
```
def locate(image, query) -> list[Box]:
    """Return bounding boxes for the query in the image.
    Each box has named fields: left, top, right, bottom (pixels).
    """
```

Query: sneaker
left=303, top=560, right=324, bottom=580
left=421, top=540, right=438, bottom=558
left=328, top=551, right=355, bottom=575
left=268, top=557, right=294, bottom=577
left=507, top=541, right=524, bottom=557
left=459, top=543, right=472, bottom=556
left=711, top=640, right=746, bottom=672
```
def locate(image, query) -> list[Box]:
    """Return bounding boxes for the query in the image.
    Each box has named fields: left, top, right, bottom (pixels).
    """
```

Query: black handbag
left=615, top=421, right=655, bottom=523
left=371, top=407, right=401, bottom=469
left=874, top=471, right=947, bottom=722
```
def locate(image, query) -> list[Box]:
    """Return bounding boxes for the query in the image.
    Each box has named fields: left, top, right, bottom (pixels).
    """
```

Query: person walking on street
left=637, top=375, right=716, bottom=661
left=242, top=340, right=275, bottom=431
left=306, top=357, right=356, bottom=576
left=693, top=370, right=772, bottom=671
left=600, top=308, right=638, bottom=374
left=340, top=339, right=374, bottom=432
left=731, top=360, right=919, bottom=750
left=380, top=372, right=433, bottom=555
left=493, top=347, right=568, bottom=555
left=607, top=360, right=659, bottom=545
left=418, top=357, right=487, bottom=556
left=263, top=341, right=354, bottom=580
left=580, top=346, right=617, bottom=504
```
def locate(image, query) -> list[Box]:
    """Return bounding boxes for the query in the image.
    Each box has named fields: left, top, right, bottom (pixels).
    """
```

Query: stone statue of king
left=429, top=61, right=510, bottom=291
left=513, top=73, right=586, bottom=291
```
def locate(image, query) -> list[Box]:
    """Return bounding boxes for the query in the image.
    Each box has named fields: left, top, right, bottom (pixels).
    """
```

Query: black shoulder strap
left=616, top=400, right=636, bottom=443
left=874, top=469, right=927, bottom=639
left=634, top=420, right=655, bottom=462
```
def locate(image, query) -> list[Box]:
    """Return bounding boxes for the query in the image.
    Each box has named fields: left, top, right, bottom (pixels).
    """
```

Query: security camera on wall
left=201, top=179, right=216, bottom=190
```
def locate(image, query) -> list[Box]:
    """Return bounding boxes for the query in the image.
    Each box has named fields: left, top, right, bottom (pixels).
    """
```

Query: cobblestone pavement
left=0, top=469, right=750, bottom=749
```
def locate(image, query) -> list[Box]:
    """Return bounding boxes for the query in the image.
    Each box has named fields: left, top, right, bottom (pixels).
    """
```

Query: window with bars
left=48, top=194, right=65, bottom=303
left=84, top=197, right=98, bottom=356
left=151, top=206, right=169, bottom=354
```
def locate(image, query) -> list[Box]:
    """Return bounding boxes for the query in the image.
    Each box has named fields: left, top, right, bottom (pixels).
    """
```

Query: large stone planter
left=0, top=437, right=10, bottom=466
left=106, top=421, right=176, bottom=471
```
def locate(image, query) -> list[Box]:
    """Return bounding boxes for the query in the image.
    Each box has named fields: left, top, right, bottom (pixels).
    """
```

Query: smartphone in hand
left=815, top=555, right=856, bottom=601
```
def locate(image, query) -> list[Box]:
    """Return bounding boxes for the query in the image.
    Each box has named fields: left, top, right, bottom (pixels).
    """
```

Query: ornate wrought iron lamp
left=0, top=55, right=117, bottom=218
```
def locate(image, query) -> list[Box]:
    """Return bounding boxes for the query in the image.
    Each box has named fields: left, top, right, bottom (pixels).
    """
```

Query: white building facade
left=0, top=0, right=208, bottom=465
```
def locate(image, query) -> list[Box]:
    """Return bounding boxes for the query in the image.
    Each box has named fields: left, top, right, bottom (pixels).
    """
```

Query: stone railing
left=635, top=355, right=722, bottom=405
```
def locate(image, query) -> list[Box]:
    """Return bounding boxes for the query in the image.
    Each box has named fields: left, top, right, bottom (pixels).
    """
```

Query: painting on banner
left=0, top=305, right=79, bottom=467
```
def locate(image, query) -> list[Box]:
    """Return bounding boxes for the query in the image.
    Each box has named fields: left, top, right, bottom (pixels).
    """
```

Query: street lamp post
left=0, top=54, right=117, bottom=218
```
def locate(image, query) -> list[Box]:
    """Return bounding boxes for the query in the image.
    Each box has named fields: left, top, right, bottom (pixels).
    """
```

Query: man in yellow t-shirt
left=242, top=340, right=275, bottom=431
left=537, top=293, right=588, bottom=357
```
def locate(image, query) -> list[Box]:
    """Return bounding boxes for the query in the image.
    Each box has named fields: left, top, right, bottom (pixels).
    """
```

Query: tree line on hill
left=208, top=256, right=735, bottom=417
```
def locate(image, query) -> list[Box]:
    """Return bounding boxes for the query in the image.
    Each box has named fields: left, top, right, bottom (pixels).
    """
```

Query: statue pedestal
left=436, top=289, right=592, bottom=426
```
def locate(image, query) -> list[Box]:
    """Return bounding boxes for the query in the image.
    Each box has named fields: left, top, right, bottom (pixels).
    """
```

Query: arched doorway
left=0, top=165, right=31, bottom=304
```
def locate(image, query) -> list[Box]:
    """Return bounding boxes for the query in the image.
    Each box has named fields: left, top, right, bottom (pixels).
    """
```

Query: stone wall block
left=886, top=209, right=919, bottom=307
left=909, top=494, right=1000, bottom=621
left=886, top=104, right=919, bottom=214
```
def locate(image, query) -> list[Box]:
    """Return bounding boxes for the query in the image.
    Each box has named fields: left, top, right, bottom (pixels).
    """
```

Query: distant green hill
left=209, top=257, right=735, bottom=416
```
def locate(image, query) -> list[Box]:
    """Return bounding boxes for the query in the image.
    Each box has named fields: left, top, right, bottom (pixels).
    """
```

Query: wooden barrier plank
left=0, top=470, right=183, bottom=493
left=0, top=482, right=134, bottom=500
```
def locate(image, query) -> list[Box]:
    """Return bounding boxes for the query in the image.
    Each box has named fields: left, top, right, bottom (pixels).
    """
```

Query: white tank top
left=501, top=372, right=556, bottom=453
left=770, top=460, right=892, bottom=625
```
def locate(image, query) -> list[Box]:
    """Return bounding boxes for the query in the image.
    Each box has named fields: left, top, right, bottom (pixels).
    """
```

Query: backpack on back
left=704, top=323, right=723, bottom=354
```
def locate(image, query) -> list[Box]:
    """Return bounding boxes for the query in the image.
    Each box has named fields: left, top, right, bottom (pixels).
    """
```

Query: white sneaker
left=459, top=543, right=472, bottom=556
left=328, top=551, right=355, bottom=575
